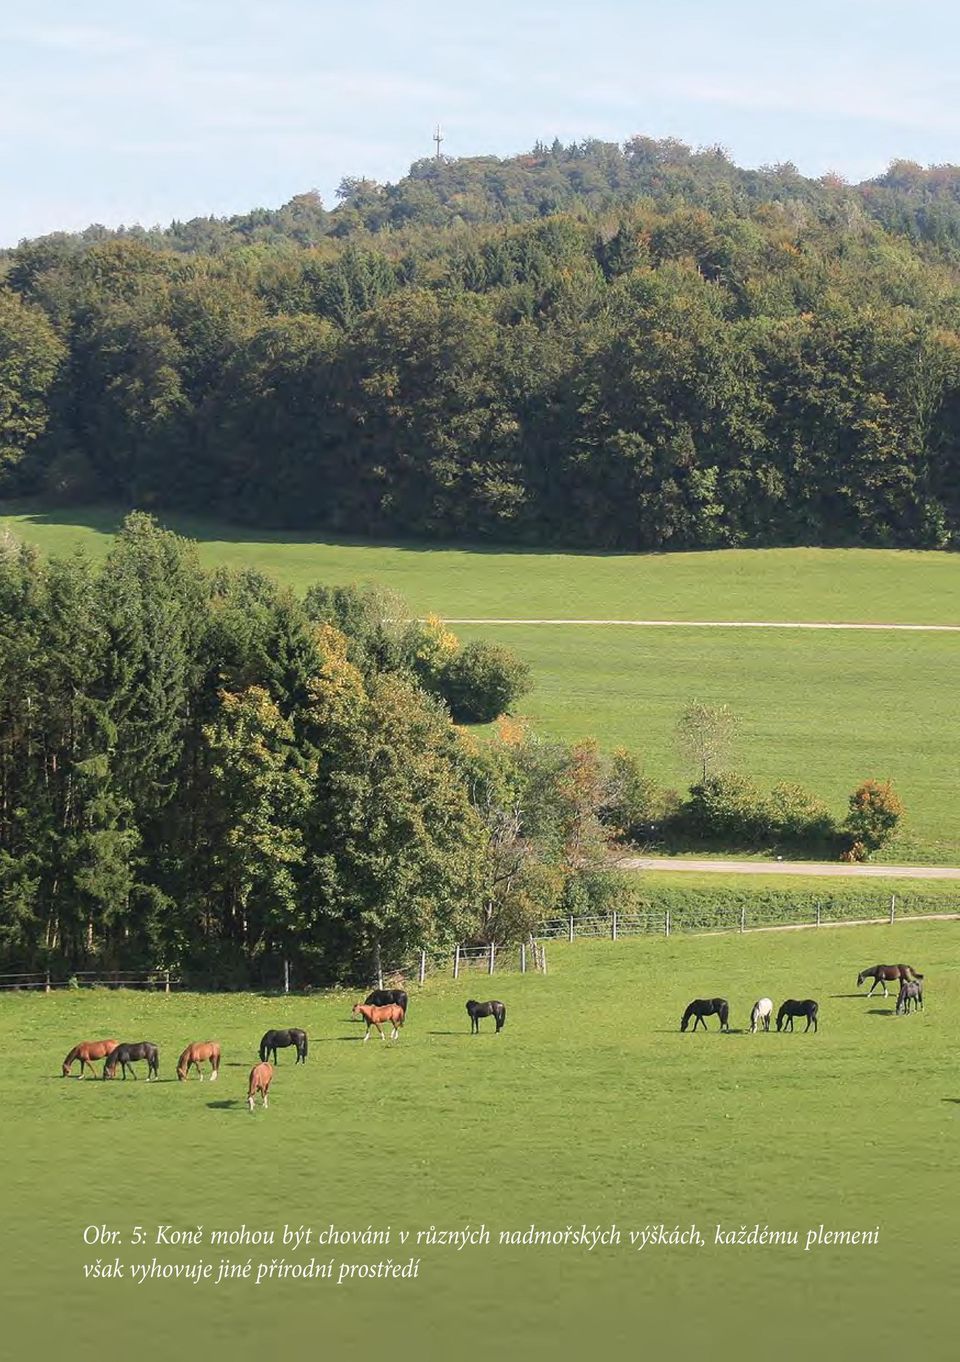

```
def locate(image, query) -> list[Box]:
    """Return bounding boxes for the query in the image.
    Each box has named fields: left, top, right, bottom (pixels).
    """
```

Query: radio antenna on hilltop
left=433, top=123, right=444, bottom=160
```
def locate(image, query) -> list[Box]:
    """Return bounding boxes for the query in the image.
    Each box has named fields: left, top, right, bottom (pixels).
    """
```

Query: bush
left=679, top=772, right=773, bottom=844
left=767, top=782, right=836, bottom=847
left=439, top=640, right=532, bottom=723
left=845, top=779, right=904, bottom=853
left=604, top=749, right=681, bottom=841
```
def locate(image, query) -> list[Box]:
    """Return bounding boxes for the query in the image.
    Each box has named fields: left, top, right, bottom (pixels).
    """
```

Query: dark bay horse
left=104, top=1042, right=159, bottom=1080
left=777, top=1000, right=818, bottom=1032
left=62, top=1039, right=118, bottom=1078
left=896, top=980, right=924, bottom=1014
left=466, top=1000, right=506, bottom=1034
left=248, top=1062, right=273, bottom=1110
left=176, top=1041, right=221, bottom=1081
left=857, top=964, right=923, bottom=998
left=353, top=1002, right=404, bottom=1041
left=259, top=1029, right=307, bottom=1064
left=680, top=998, right=729, bottom=1032
left=365, top=988, right=408, bottom=1015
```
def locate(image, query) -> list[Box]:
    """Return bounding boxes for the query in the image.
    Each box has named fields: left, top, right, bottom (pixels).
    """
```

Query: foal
left=352, top=1002, right=404, bottom=1041
left=896, top=979, right=924, bottom=1014
left=247, top=1062, right=273, bottom=1110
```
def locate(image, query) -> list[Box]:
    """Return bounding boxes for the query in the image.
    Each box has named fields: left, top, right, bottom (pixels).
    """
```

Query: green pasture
left=2, top=501, right=959, bottom=863
left=3, top=920, right=957, bottom=1362
left=3, top=500, right=960, bottom=621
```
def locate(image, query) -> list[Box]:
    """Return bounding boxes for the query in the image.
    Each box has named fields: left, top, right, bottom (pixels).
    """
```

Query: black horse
left=103, top=1042, right=159, bottom=1080
left=466, top=1000, right=506, bottom=1034
left=259, top=1028, right=308, bottom=1064
left=896, top=980, right=924, bottom=1014
left=680, top=998, right=729, bottom=1032
left=776, top=1000, right=818, bottom=1032
left=365, top=989, right=408, bottom=1015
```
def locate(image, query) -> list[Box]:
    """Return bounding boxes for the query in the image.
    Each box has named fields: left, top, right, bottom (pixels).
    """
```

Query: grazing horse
left=176, top=1041, right=221, bottom=1082
left=680, top=998, right=729, bottom=1032
left=750, top=999, right=773, bottom=1033
left=465, top=999, right=506, bottom=1034
left=103, top=1042, right=159, bottom=1080
left=352, top=1003, right=404, bottom=1041
left=776, top=1000, right=819, bottom=1032
left=247, top=1062, right=273, bottom=1111
left=857, top=964, right=923, bottom=998
left=365, top=988, right=408, bottom=1015
left=259, top=1029, right=307, bottom=1064
left=62, top=1039, right=118, bottom=1078
left=896, top=979, right=924, bottom=1014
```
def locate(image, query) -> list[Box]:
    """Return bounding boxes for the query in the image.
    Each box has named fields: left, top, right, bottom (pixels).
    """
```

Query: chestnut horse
left=352, top=1002, right=404, bottom=1041
left=365, top=988, right=408, bottom=1015
left=176, top=1041, right=221, bottom=1081
left=104, top=1041, right=159, bottom=1080
left=62, top=1039, right=119, bottom=1078
left=857, top=964, right=923, bottom=998
left=247, top=1062, right=273, bottom=1110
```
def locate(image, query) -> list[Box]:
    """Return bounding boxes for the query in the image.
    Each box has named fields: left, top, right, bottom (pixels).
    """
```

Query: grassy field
left=2, top=500, right=958, bottom=863
left=4, top=920, right=957, bottom=1362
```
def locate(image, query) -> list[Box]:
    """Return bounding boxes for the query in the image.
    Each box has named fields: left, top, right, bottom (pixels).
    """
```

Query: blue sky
left=2, top=0, right=959, bottom=246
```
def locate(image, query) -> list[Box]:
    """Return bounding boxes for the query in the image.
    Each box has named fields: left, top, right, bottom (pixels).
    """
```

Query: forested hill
left=4, top=136, right=960, bottom=549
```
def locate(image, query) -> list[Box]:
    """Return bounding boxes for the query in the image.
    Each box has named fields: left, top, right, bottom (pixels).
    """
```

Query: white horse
left=750, top=998, right=773, bottom=1033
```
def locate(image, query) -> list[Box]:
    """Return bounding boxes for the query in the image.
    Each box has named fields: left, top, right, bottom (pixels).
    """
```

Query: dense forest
left=5, top=137, right=960, bottom=549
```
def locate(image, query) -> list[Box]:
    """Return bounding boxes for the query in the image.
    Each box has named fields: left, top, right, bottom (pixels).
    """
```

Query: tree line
left=4, top=139, right=960, bottom=550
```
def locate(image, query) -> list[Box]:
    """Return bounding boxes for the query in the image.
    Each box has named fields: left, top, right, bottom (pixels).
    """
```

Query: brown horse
left=857, top=964, right=923, bottom=998
left=352, top=1002, right=404, bottom=1041
left=247, top=1062, right=273, bottom=1110
left=176, top=1042, right=221, bottom=1082
left=62, top=1039, right=119, bottom=1078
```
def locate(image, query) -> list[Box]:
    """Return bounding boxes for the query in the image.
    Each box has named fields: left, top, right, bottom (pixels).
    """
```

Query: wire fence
left=3, top=895, right=955, bottom=993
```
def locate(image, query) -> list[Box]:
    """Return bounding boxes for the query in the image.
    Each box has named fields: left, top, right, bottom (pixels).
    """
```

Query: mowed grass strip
left=2, top=921, right=957, bottom=1361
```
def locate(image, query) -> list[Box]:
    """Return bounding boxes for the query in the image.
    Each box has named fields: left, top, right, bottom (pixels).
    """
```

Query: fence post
left=453, top=944, right=460, bottom=979
left=283, top=957, right=290, bottom=995
left=890, top=894, right=896, bottom=924
left=612, top=911, right=618, bottom=941
left=45, top=969, right=51, bottom=994
left=568, top=915, right=574, bottom=943
left=740, top=906, right=746, bottom=933
left=488, top=942, right=495, bottom=975
left=541, top=944, right=548, bottom=975
left=816, top=904, right=821, bottom=928
left=418, top=950, right=426, bottom=986
left=164, top=968, right=170, bottom=994
left=665, top=909, right=670, bottom=938
left=520, top=943, right=526, bottom=973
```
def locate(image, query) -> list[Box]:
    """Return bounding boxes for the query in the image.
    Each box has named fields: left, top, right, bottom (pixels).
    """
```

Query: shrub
left=767, top=782, right=836, bottom=847
left=680, top=772, right=773, bottom=843
left=439, top=640, right=532, bottom=723
left=845, top=779, right=904, bottom=853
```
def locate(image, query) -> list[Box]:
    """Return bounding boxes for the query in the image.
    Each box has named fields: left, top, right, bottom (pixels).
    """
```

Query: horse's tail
left=499, top=1004, right=506, bottom=1027
left=301, top=1033, right=308, bottom=1060
left=259, top=1037, right=268, bottom=1063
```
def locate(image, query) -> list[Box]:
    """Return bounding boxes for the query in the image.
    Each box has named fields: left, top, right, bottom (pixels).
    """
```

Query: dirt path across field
left=616, top=856, right=960, bottom=879
left=444, top=618, right=960, bottom=631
